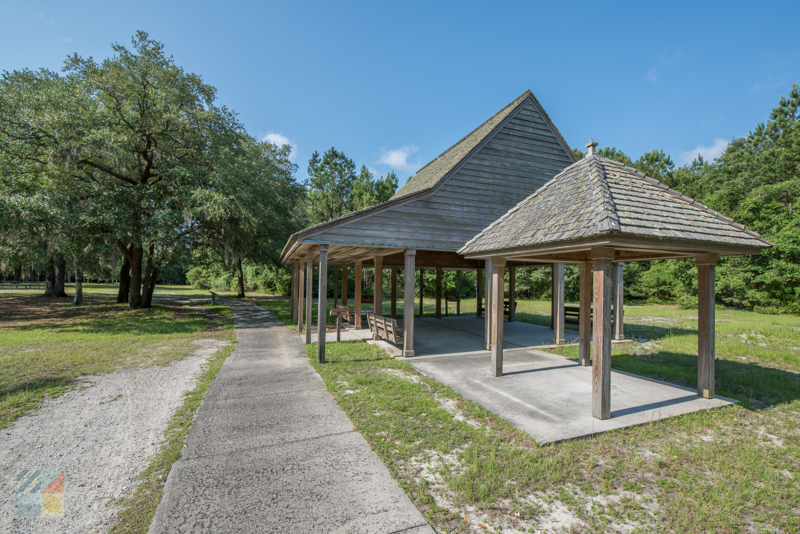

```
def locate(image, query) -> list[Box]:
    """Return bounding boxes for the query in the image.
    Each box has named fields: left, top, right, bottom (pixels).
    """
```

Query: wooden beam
left=476, top=268, right=483, bottom=318
left=391, top=267, right=397, bottom=319
left=592, top=246, right=614, bottom=420
left=341, top=265, right=348, bottom=306
left=403, top=249, right=416, bottom=357
left=485, top=259, right=493, bottom=350
left=305, top=260, right=313, bottom=345
left=553, top=263, right=566, bottom=345
left=613, top=262, right=625, bottom=340
left=456, top=270, right=461, bottom=316
left=508, top=266, right=516, bottom=322
left=697, top=254, right=717, bottom=398
left=373, top=256, right=383, bottom=340
left=317, top=245, right=328, bottom=363
left=298, top=261, right=305, bottom=332
left=435, top=267, right=443, bottom=318
left=579, top=261, right=591, bottom=367
left=333, top=265, right=338, bottom=308
left=491, top=259, right=507, bottom=377
left=354, top=261, right=362, bottom=330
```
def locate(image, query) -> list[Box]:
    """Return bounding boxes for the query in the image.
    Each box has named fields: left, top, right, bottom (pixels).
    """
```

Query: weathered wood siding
left=306, top=97, right=574, bottom=250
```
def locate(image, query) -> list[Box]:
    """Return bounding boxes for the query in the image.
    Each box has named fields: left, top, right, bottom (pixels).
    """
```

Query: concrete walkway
left=149, top=300, right=432, bottom=534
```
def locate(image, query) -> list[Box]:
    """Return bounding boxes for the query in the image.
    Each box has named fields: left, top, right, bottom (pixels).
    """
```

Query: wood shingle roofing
left=459, top=155, right=772, bottom=256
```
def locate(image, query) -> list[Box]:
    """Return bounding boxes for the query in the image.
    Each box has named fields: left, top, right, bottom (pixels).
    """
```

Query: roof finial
left=585, top=139, right=598, bottom=157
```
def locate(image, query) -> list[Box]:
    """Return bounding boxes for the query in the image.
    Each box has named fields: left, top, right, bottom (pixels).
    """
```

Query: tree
left=351, top=166, right=399, bottom=211
left=597, top=146, right=632, bottom=165
left=306, top=147, right=356, bottom=224
left=633, top=149, right=675, bottom=182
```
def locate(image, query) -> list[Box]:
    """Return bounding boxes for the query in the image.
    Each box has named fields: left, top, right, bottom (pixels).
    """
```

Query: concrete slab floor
left=406, top=348, right=736, bottom=444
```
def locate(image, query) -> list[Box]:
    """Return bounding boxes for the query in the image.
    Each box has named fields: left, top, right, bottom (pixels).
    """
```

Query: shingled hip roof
left=459, top=155, right=773, bottom=256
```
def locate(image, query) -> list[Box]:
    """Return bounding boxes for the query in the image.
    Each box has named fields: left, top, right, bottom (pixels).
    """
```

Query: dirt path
left=0, top=339, right=228, bottom=533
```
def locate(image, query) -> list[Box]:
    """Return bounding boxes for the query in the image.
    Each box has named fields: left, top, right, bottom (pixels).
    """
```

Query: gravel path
left=0, top=338, right=229, bottom=534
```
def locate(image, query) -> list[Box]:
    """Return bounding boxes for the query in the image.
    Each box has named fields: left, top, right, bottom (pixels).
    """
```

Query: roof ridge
left=596, top=156, right=769, bottom=243
left=588, top=156, right=621, bottom=234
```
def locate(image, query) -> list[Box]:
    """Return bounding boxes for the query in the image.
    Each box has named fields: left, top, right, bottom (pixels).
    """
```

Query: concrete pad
left=151, top=432, right=433, bottom=534
left=407, top=348, right=736, bottom=443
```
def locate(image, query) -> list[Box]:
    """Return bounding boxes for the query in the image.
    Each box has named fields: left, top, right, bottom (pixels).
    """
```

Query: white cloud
left=64, top=37, right=73, bottom=43
left=377, top=145, right=422, bottom=173
left=261, top=131, right=297, bottom=162
left=678, top=138, right=728, bottom=165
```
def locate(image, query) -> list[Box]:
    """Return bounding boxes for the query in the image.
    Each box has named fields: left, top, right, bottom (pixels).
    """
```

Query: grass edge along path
left=108, top=336, right=235, bottom=534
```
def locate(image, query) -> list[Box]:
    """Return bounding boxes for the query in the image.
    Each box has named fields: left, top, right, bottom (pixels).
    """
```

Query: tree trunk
left=143, top=265, right=159, bottom=308
left=44, top=257, right=56, bottom=297
left=117, top=242, right=133, bottom=303
left=72, top=266, right=83, bottom=306
left=14, top=264, right=21, bottom=282
left=236, top=256, right=245, bottom=298
left=129, top=246, right=144, bottom=309
left=54, top=254, right=67, bottom=297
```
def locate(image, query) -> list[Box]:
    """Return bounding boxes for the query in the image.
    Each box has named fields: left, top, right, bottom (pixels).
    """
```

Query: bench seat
left=367, top=312, right=404, bottom=344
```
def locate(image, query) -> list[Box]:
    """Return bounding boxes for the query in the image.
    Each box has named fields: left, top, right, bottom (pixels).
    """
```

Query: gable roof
left=391, top=90, right=575, bottom=200
left=459, top=155, right=772, bottom=256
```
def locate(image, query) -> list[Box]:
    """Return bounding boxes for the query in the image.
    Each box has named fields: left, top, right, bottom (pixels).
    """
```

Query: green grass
left=0, top=293, right=235, bottom=429
left=253, top=297, right=800, bottom=533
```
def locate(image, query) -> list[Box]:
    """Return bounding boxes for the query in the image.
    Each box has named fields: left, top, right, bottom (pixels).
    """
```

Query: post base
left=403, top=350, right=415, bottom=357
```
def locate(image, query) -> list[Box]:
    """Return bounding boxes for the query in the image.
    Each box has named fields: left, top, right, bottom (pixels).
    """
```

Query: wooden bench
left=564, top=306, right=615, bottom=327
left=209, top=291, right=217, bottom=304
left=444, top=293, right=460, bottom=316
left=338, top=305, right=359, bottom=325
left=477, top=301, right=515, bottom=317
left=367, top=312, right=404, bottom=344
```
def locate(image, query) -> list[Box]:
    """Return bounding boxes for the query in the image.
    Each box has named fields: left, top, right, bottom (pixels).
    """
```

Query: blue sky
left=2, top=1, right=798, bottom=188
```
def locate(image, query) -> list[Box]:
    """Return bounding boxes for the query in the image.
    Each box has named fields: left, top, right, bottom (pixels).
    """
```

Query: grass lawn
left=0, top=290, right=235, bottom=428
left=256, top=296, right=800, bottom=533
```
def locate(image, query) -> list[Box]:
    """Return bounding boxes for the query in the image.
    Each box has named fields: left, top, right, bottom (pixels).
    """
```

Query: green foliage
left=596, top=146, right=632, bottom=165
left=306, top=147, right=357, bottom=224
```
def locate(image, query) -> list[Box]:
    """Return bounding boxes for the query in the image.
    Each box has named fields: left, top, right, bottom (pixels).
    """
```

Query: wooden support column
left=419, top=269, right=424, bottom=316
left=317, top=246, right=328, bottom=363
left=291, top=262, right=298, bottom=323
left=613, top=262, right=625, bottom=340
left=298, top=261, right=305, bottom=332
left=305, top=260, right=313, bottom=345
left=354, top=261, right=362, bottom=329
left=435, top=267, right=442, bottom=318
left=476, top=268, right=483, bottom=318
left=341, top=265, right=348, bottom=306
left=403, top=249, right=416, bottom=357
left=579, top=261, right=592, bottom=367
left=508, top=266, right=516, bottom=322
left=550, top=264, right=555, bottom=329
left=456, top=270, right=461, bottom=316
left=553, top=263, right=566, bottom=345
left=374, top=256, right=383, bottom=317
left=592, top=247, right=614, bottom=420
left=390, top=267, right=397, bottom=319
left=697, top=254, right=717, bottom=399
left=491, top=259, right=507, bottom=377
left=485, top=259, right=493, bottom=350
left=333, top=265, right=339, bottom=308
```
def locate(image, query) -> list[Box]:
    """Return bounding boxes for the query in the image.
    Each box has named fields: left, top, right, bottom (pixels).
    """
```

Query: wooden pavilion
left=280, top=90, right=578, bottom=359
left=458, top=141, right=772, bottom=419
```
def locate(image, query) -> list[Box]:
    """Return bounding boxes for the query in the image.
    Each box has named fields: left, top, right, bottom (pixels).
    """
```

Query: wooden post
left=579, top=261, right=592, bottom=367
left=697, top=254, right=717, bottom=398
left=485, top=259, right=493, bottom=350
left=613, top=262, right=624, bottom=340
left=305, top=260, right=313, bottom=345
left=553, top=263, right=566, bottom=345
left=508, top=266, right=516, bottom=322
left=435, top=267, right=442, bottom=318
left=476, top=268, right=483, bottom=318
left=373, top=257, right=383, bottom=340
left=491, top=259, right=507, bottom=376
left=341, top=265, right=348, bottom=306
left=333, top=265, right=339, bottom=308
left=391, top=267, right=397, bottom=319
left=403, top=249, right=416, bottom=357
left=456, top=270, right=461, bottom=316
left=550, top=264, right=555, bottom=329
left=355, top=261, right=362, bottom=330
left=317, top=245, right=328, bottom=363
left=291, top=262, right=298, bottom=323
left=298, top=261, right=305, bottom=332
left=592, top=247, right=614, bottom=420
left=419, top=269, right=424, bottom=316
